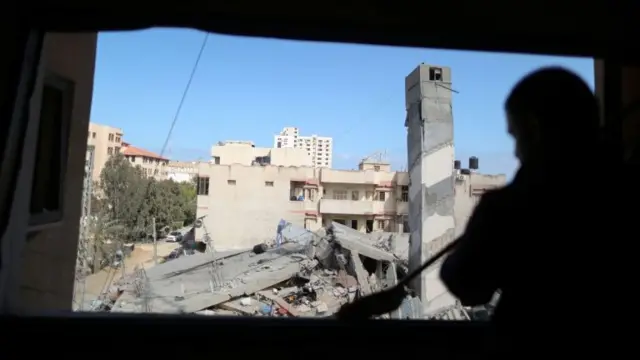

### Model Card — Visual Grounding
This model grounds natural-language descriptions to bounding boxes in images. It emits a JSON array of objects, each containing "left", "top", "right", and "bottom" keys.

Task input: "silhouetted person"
[{"left": 440, "top": 67, "right": 602, "bottom": 338}]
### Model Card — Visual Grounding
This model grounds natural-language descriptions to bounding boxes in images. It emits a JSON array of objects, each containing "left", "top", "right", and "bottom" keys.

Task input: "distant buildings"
[
  {"left": 166, "top": 161, "right": 198, "bottom": 183},
  {"left": 274, "top": 127, "right": 333, "bottom": 168},
  {"left": 86, "top": 122, "right": 124, "bottom": 181},
  {"left": 86, "top": 122, "right": 173, "bottom": 181},
  {"left": 121, "top": 142, "right": 169, "bottom": 180}
]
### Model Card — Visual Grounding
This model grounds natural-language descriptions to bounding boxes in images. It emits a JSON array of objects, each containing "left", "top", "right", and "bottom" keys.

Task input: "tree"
[
  {"left": 94, "top": 153, "right": 198, "bottom": 242},
  {"left": 177, "top": 180, "right": 197, "bottom": 226},
  {"left": 96, "top": 153, "right": 149, "bottom": 240}
]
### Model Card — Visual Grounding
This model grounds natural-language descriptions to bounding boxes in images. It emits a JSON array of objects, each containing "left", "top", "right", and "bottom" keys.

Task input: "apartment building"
[
  {"left": 86, "top": 122, "right": 124, "bottom": 181},
  {"left": 211, "top": 140, "right": 312, "bottom": 167},
  {"left": 121, "top": 142, "right": 169, "bottom": 180},
  {"left": 273, "top": 127, "right": 333, "bottom": 168},
  {"left": 166, "top": 161, "right": 198, "bottom": 183},
  {"left": 195, "top": 158, "right": 506, "bottom": 250}
]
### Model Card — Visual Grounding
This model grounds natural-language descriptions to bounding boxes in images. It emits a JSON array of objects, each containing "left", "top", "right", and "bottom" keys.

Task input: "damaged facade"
[
  {"left": 195, "top": 158, "right": 505, "bottom": 252},
  {"left": 107, "top": 222, "right": 424, "bottom": 318},
  {"left": 89, "top": 63, "right": 506, "bottom": 319},
  {"left": 105, "top": 221, "right": 495, "bottom": 319}
]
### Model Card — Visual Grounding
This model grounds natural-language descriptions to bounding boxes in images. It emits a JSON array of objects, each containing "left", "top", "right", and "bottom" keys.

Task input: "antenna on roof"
[{"left": 362, "top": 150, "right": 389, "bottom": 164}]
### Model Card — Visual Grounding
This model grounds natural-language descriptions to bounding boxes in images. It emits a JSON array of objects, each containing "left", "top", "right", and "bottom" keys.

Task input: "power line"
[
  {"left": 159, "top": 32, "right": 210, "bottom": 161},
  {"left": 132, "top": 32, "right": 210, "bottom": 229},
  {"left": 88, "top": 33, "right": 210, "bottom": 310}
]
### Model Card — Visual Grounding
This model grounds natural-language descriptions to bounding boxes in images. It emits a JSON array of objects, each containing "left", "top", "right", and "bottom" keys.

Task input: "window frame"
[
  {"left": 28, "top": 71, "right": 74, "bottom": 229},
  {"left": 197, "top": 176, "right": 210, "bottom": 195}
]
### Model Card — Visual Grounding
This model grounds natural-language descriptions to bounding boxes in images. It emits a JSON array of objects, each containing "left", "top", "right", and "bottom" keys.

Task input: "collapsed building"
[{"left": 106, "top": 222, "right": 444, "bottom": 318}]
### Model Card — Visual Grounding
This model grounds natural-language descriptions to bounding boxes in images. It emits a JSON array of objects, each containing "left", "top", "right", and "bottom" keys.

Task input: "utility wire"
[
  {"left": 159, "top": 32, "right": 210, "bottom": 161},
  {"left": 92, "top": 33, "right": 210, "bottom": 306},
  {"left": 131, "top": 32, "right": 209, "bottom": 231}
]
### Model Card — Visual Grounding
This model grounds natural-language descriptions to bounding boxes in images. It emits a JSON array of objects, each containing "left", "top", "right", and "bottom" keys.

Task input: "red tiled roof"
[{"left": 121, "top": 143, "right": 168, "bottom": 161}]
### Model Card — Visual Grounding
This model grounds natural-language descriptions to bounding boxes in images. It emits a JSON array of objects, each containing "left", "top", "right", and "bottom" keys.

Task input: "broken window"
[
  {"left": 365, "top": 220, "right": 373, "bottom": 233},
  {"left": 212, "top": 156, "right": 221, "bottom": 165},
  {"left": 429, "top": 67, "right": 443, "bottom": 81},
  {"left": 227, "top": 180, "right": 236, "bottom": 186},
  {"left": 351, "top": 191, "right": 359, "bottom": 201},
  {"left": 401, "top": 186, "right": 409, "bottom": 202},
  {"left": 254, "top": 156, "right": 271, "bottom": 165},
  {"left": 265, "top": 181, "right": 274, "bottom": 187},
  {"left": 290, "top": 181, "right": 305, "bottom": 200},
  {"left": 333, "top": 190, "right": 347, "bottom": 200},
  {"left": 351, "top": 219, "right": 358, "bottom": 230},
  {"left": 403, "top": 219, "right": 410, "bottom": 233},
  {"left": 196, "top": 177, "right": 210, "bottom": 195},
  {"left": 373, "top": 165, "right": 380, "bottom": 171}
]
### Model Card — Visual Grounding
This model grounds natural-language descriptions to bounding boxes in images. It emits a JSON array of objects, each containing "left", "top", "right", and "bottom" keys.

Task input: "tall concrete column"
[{"left": 405, "top": 64, "right": 457, "bottom": 315}]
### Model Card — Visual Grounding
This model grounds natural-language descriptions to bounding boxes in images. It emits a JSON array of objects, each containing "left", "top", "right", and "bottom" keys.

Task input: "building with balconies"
[
  {"left": 319, "top": 160, "right": 410, "bottom": 233},
  {"left": 194, "top": 156, "right": 506, "bottom": 251}
]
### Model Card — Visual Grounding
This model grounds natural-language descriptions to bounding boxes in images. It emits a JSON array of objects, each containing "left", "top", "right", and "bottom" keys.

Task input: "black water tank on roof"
[
  {"left": 454, "top": 160, "right": 461, "bottom": 170},
  {"left": 469, "top": 156, "right": 479, "bottom": 170}
]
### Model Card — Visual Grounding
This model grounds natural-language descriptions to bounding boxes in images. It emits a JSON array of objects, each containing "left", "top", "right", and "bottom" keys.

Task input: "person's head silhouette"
[{"left": 505, "top": 67, "right": 600, "bottom": 164}]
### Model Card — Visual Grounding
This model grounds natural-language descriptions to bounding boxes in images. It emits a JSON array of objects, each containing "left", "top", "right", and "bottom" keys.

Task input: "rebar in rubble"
[
  {"left": 132, "top": 265, "right": 151, "bottom": 312},
  {"left": 202, "top": 228, "right": 224, "bottom": 291}
]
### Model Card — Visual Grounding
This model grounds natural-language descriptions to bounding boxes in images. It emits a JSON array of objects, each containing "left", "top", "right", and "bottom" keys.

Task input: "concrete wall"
[
  {"left": 195, "top": 163, "right": 319, "bottom": 250},
  {"left": 212, "top": 141, "right": 312, "bottom": 167},
  {"left": 405, "top": 63, "right": 456, "bottom": 315},
  {"left": 18, "top": 33, "right": 97, "bottom": 312}
]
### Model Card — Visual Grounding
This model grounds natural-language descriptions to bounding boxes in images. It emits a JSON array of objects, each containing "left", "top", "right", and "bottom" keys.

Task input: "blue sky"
[{"left": 90, "top": 28, "right": 595, "bottom": 178}]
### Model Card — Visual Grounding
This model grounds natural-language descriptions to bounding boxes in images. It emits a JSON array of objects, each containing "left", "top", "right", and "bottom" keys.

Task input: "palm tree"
[{"left": 85, "top": 216, "right": 125, "bottom": 274}]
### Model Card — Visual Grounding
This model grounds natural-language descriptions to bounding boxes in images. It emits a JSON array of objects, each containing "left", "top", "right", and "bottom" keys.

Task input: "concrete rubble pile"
[{"left": 107, "top": 221, "right": 423, "bottom": 319}]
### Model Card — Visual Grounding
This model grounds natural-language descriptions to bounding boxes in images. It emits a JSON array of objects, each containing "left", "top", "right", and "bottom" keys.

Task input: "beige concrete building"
[
  {"left": 86, "top": 122, "right": 123, "bottom": 181},
  {"left": 166, "top": 161, "right": 198, "bottom": 183},
  {"left": 195, "top": 157, "right": 506, "bottom": 251},
  {"left": 274, "top": 127, "right": 333, "bottom": 168},
  {"left": 211, "top": 140, "right": 312, "bottom": 167},
  {"left": 121, "top": 142, "right": 169, "bottom": 180}
]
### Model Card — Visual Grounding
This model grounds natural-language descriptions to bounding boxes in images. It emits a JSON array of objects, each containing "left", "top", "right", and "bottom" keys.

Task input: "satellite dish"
[{"left": 194, "top": 219, "right": 203, "bottom": 228}]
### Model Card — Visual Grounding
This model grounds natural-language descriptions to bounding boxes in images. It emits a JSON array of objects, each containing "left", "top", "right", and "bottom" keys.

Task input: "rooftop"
[{"left": 121, "top": 142, "right": 168, "bottom": 161}]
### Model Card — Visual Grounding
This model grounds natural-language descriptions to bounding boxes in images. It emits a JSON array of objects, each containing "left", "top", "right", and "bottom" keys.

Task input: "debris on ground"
[{"left": 107, "top": 221, "right": 422, "bottom": 319}]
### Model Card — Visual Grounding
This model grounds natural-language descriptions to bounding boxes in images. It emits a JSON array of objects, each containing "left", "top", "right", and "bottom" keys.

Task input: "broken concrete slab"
[
  {"left": 112, "top": 244, "right": 307, "bottom": 314},
  {"left": 329, "top": 222, "right": 397, "bottom": 262},
  {"left": 280, "top": 223, "right": 320, "bottom": 246},
  {"left": 144, "top": 248, "right": 250, "bottom": 280},
  {"left": 348, "top": 251, "right": 372, "bottom": 296}
]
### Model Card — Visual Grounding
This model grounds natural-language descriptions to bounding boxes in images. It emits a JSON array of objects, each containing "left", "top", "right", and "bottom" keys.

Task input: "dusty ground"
[{"left": 73, "top": 241, "right": 179, "bottom": 309}]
